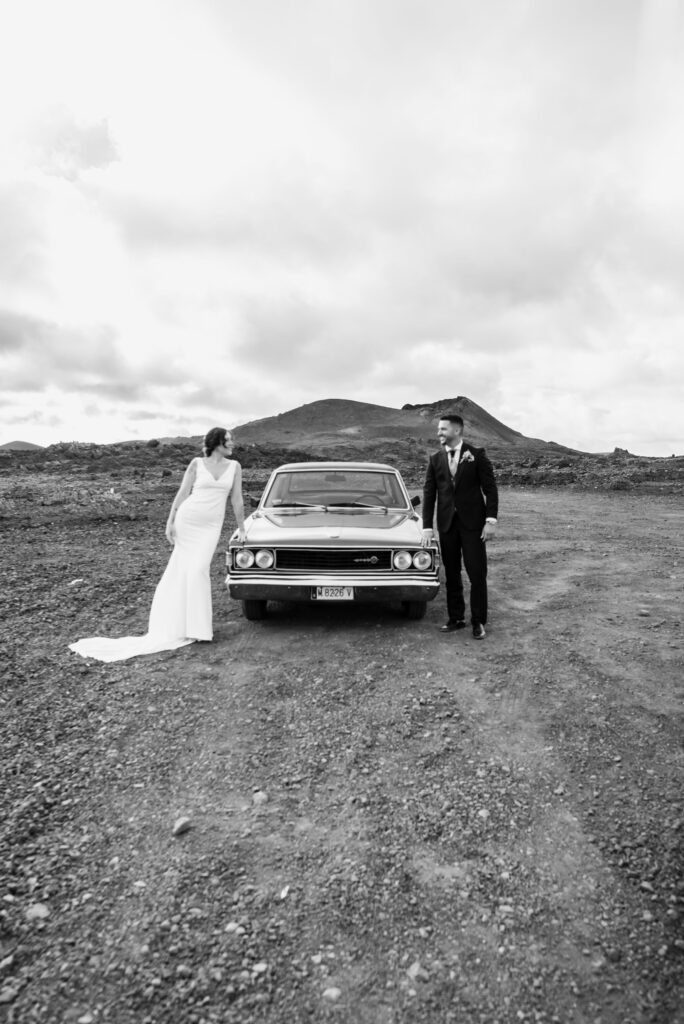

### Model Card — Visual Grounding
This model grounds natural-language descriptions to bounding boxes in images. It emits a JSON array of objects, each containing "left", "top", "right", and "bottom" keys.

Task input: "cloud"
[
  {"left": 5, "top": 409, "right": 63, "bottom": 429},
  {"left": 0, "top": 310, "right": 186, "bottom": 403},
  {"left": 0, "top": 309, "right": 120, "bottom": 375},
  {"left": 24, "top": 107, "right": 118, "bottom": 180},
  {"left": 0, "top": 183, "right": 50, "bottom": 293},
  {"left": 126, "top": 408, "right": 174, "bottom": 422},
  {"left": 0, "top": 309, "right": 38, "bottom": 353}
]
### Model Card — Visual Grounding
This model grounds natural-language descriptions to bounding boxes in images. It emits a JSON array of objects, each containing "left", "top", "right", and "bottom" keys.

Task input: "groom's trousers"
[{"left": 439, "top": 519, "right": 488, "bottom": 626}]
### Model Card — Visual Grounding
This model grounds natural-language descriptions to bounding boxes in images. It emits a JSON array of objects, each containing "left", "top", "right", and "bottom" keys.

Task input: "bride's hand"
[
  {"left": 235, "top": 527, "right": 247, "bottom": 544},
  {"left": 165, "top": 522, "right": 176, "bottom": 545}
]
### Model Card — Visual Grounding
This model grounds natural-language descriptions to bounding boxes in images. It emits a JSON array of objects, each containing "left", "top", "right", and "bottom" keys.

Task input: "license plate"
[{"left": 314, "top": 586, "right": 354, "bottom": 601}]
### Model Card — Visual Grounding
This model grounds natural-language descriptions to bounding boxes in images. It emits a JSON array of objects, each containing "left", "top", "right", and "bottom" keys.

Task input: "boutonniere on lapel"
[{"left": 460, "top": 450, "right": 475, "bottom": 464}]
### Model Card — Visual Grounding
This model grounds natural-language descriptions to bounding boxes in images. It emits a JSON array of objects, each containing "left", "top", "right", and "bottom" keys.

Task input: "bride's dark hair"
[{"left": 202, "top": 427, "right": 229, "bottom": 457}]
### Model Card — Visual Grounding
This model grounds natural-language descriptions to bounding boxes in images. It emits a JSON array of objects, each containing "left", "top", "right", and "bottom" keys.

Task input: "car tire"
[
  {"left": 242, "top": 599, "right": 267, "bottom": 621},
  {"left": 402, "top": 600, "right": 427, "bottom": 620}
]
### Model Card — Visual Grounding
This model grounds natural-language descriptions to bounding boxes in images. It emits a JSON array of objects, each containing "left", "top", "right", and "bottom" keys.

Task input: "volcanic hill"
[
  {"left": 0, "top": 440, "right": 44, "bottom": 451},
  {"left": 233, "top": 396, "right": 570, "bottom": 456}
]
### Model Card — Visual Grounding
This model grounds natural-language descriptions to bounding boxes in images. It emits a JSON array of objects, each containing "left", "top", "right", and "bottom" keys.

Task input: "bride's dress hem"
[{"left": 68, "top": 633, "right": 207, "bottom": 663}]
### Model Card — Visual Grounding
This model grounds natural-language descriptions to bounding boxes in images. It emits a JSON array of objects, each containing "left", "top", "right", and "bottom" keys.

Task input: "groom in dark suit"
[{"left": 421, "top": 414, "right": 498, "bottom": 639}]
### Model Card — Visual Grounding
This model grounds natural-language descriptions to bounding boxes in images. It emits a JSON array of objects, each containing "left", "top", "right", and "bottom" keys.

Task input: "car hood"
[{"left": 239, "top": 510, "right": 424, "bottom": 546}]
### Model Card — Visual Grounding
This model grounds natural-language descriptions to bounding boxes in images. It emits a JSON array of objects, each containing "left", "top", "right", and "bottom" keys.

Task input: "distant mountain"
[
  {"left": 0, "top": 397, "right": 576, "bottom": 460},
  {"left": 1, "top": 404, "right": 679, "bottom": 492},
  {"left": 233, "top": 396, "right": 576, "bottom": 454},
  {"left": 0, "top": 440, "right": 44, "bottom": 451}
]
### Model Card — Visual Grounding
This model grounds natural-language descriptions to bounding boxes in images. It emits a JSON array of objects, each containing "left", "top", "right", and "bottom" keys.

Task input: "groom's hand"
[
  {"left": 421, "top": 528, "right": 434, "bottom": 548},
  {"left": 481, "top": 522, "right": 496, "bottom": 541}
]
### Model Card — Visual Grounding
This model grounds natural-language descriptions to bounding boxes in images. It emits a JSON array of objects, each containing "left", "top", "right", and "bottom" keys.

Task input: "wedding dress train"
[{"left": 69, "top": 459, "right": 237, "bottom": 663}]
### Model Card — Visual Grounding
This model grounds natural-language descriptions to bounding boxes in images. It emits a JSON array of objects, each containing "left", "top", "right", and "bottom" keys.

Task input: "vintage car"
[{"left": 226, "top": 461, "right": 440, "bottom": 620}]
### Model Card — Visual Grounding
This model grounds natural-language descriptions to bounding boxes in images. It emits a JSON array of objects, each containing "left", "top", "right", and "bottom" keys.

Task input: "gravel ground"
[{"left": 1, "top": 471, "right": 683, "bottom": 1024}]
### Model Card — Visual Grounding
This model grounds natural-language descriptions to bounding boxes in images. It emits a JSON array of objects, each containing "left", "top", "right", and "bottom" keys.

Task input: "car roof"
[{"left": 272, "top": 462, "right": 398, "bottom": 472}]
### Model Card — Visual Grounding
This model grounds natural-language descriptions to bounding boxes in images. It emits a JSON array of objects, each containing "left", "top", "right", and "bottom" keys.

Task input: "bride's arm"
[
  {"left": 230, "top": 463, "right": 246, "bottom": 541},
  {"left": 165, "top": 459, "right": 198, "bottom": 543}
]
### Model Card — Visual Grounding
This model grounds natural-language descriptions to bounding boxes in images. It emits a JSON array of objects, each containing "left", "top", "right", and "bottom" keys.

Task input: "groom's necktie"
[{"left": 448, "top": 449, "right": 458, "bottom": 476}]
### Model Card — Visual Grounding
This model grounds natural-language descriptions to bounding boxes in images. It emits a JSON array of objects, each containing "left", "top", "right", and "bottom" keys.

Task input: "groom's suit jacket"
[{"left": 422, "top": 442, "right": 498, "bottom": 533}]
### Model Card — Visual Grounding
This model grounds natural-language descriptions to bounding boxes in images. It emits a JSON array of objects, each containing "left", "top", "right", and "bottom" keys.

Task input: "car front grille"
[{"left": 275, "top": 549, "right": 393, "bottom": 572}]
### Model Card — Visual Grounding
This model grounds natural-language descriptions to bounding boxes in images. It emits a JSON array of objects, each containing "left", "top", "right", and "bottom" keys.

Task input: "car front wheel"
[
  {"left": 402, "top": 600, "right": 427, "bottom": 620},
  {"left": 242, "top": 599, "right": 267, "bottom": 621}
]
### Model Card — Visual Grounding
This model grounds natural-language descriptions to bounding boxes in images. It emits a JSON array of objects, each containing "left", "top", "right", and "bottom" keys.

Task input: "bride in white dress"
[{"left": 69, "top": 428, "right": 246, "bottom": 663}]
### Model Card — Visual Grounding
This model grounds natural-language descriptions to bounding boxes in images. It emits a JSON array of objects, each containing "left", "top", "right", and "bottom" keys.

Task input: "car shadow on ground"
[{"left": 239, "top": 600, "right": 429, "bottom": 631}]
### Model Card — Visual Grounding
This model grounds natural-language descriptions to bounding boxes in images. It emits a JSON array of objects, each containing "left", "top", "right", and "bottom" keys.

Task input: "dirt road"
[{"left": 1, "top": 481, "right": 682, "bottom": 1023}]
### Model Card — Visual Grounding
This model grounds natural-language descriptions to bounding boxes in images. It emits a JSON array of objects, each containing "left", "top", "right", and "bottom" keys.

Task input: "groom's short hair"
[{"left": 440, "top": 413, "right": 464, "bottom": 427}]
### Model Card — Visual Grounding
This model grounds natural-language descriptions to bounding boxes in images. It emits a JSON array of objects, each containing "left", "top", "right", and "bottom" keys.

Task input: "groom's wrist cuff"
[{"left": 485, "top": 517, "right": 497, "bottom": 524}]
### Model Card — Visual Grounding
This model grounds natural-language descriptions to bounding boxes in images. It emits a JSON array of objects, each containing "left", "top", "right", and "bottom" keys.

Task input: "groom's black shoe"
[
  {"left": 440, "top": 619, "right": 466, "bottom": 632},
  {"left": 472, "top": 623, "right": 486, "bottom": 640}
]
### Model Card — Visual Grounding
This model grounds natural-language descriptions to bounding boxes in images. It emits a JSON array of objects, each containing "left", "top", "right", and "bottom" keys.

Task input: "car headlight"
[
  {"left": 255, "top": 549, "right": 275, "bottom": 569},
  {"left": 235, "top": 549, "right": 255, "bottom": 569},
  {"left": 412, "top": 550, "right": 433, "bottom": 570},
  {"left": 393, "top": 550, "right": 413, "bottom": 570}
]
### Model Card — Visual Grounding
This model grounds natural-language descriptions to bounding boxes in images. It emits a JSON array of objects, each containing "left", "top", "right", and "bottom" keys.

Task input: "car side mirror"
[{"left": 411, "top": 495, "right": 421, "bottom": 507}]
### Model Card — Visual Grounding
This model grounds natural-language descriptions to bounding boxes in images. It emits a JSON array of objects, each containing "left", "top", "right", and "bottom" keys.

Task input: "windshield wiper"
[
  {"left": 264, "top": 503, "right": 328, "bottom": 514},
  {"left": 327, "top": 503, "right": 389, "bottom": 513},
  {"left": 269, "top": 502, "right": 327, "bottom": 509},
  {"left": 328, "top": 501, "right": 377, "bottom": 508}
]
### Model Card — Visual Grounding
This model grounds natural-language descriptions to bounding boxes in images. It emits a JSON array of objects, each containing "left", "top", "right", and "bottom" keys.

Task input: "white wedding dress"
[{"left": 69, "top": 459, "right": 237, "bottom": 662}]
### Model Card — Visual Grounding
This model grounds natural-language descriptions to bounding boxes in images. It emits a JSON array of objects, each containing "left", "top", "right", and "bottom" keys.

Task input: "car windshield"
[{"left": 262, "top": 469, "right": 410, "bottom": 511}]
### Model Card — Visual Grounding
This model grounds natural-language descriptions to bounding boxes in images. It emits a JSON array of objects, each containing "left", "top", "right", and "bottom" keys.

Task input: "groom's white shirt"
[{"left": 446, "top": 441, "right": 463, "bottom": 470}]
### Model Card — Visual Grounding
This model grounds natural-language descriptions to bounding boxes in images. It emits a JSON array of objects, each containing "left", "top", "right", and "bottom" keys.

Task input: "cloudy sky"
[{"left": 1, "top": 0, "right": 683, "bottom": 455}]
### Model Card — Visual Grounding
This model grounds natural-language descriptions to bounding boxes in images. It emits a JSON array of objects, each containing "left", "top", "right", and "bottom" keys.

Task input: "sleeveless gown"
[{"left": 69, "top": 459, "right": 237, "bottom": 662}]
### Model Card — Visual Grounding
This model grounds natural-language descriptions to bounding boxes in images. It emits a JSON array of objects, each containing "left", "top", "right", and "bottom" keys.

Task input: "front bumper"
[{"left": 225, "top": 573, "right": 439, "bottom": 604}]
